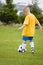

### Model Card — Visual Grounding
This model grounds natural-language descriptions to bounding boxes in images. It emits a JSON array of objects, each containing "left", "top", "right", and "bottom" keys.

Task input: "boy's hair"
[{"left": 23, "top": 6, "right": 30, "bottom": 13}]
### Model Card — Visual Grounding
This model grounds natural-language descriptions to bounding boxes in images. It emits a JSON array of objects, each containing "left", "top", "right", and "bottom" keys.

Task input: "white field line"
[{"left": 0, "top": 40, "right": 21, "bottom": 42}]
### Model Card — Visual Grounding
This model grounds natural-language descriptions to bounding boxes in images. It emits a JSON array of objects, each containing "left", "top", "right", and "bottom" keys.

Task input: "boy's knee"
[
  {"left": 29, "top": 40, "right": 33, "bottom": 42},
  {"left": 23, "top": 40, "right": 26, "bottom": 43}
]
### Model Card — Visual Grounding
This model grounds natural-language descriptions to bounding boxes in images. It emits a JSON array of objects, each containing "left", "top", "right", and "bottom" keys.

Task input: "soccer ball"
[
  {"left": 18, "top": 45, "right": 27, "bottom": 52},
  {"left": 18, "top": 45, "right": 22, "bottom": 52}
]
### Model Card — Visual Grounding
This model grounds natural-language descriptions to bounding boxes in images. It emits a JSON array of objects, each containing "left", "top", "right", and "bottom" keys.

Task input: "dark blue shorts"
[{"left": 22, "top": 36, "right": 33, "bottom": 41}]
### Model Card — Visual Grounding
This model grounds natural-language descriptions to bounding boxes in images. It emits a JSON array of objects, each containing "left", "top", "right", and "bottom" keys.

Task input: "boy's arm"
[
  {"left": 18, "top": 24, "right": 26, "bottom": 30},
  {"left": 38, "top": 23, "right": 42, "bottom": 31},
  {"left": 35, "top": 17, "right": 42, "bottom": 31},
  {"left": 18, "top": 15, "right": 29, "bottom": 30}
]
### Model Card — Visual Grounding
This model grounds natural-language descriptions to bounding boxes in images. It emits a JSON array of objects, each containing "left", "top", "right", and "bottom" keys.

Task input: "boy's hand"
[
  {"left": 18, "top": 24, "right": 26, "bottom": 30},
  {"left": 18, "top": 27, "right": 22, "bottom": 30},
  {"left": 38, "top": 23, "right": 42, "bottom": 32},
  {"left": 40, "top": 27, "right": 42, "bottom": 32}
]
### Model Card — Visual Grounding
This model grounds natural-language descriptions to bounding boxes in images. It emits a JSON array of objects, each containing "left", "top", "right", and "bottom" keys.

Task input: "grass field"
[{"left": 0, "top": 25, "right": 43, "bottom": 65}]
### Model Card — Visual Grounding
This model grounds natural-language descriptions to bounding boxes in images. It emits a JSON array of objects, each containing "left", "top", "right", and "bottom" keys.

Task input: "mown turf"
[{"left": 0, "top": 25, "right": 43, "bottom": 65}]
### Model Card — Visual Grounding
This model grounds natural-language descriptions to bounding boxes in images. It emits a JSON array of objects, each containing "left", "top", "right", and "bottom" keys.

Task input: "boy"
[{"left": 18, "top": 7, "right": 42, "bottom": 53}]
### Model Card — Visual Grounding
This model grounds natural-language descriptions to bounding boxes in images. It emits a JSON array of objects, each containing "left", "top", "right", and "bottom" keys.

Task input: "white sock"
[
  {"left": 30, "top": 42, "right": 34, "bottom": 48},
  {"left": 22, "top": 42, "right": 26, "bottom": 50}
]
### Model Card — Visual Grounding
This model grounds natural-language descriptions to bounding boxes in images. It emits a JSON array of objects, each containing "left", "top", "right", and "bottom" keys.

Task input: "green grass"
[{"left": 0, "top": 25, "right": 43, "bottom": 65}]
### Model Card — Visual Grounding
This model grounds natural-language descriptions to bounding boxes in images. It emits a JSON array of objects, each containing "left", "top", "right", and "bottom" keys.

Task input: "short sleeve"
[
  {"left": 23, "top": 16, "right": 29, "bottom": 25},
  {"left": 35, "top": 17, "right": 39, "bottom": 25}
]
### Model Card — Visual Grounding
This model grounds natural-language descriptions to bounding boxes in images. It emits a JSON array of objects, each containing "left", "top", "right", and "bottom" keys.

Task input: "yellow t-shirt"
[{"left": 22, "top": 13, "right": 39, "bottom": 37}]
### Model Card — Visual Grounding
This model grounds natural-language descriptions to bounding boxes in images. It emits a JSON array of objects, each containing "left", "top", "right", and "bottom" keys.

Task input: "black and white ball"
[{"left": 18, "top": 45, "right": 22, "bottom": 52}]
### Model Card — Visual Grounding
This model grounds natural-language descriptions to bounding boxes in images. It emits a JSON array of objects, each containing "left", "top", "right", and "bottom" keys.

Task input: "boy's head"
[{"left": 23, "top": 7, "right": 30, "bottom": 15}]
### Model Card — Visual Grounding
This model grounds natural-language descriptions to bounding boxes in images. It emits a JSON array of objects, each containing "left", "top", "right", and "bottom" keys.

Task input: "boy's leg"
[
  {"left": 29, "top": 40, "right": 34, "bottom": 53},
  {"left": 22, "top": 40, "right": 26, "bottom": 52}
]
